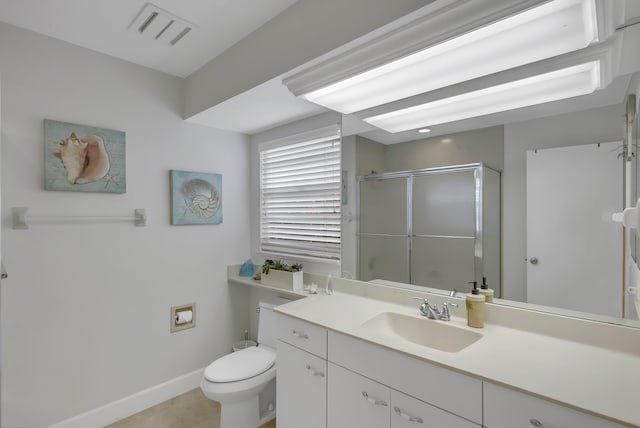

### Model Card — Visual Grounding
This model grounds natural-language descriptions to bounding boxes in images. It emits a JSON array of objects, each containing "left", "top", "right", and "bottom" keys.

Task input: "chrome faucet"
[{"left": 415, "top": 298, "right": 459, "bottom": 321}]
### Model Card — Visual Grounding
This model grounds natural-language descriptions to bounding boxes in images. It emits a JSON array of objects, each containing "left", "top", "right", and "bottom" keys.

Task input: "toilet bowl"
[{"left": 200, "top": 297, "right": 290, "bottom": 428}]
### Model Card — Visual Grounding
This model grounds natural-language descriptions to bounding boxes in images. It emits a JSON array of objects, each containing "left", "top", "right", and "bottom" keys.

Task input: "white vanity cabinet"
[
  {"left": 275, "top": 313, "right": 327, "bottom": 428},
  {"left": 328, "top": 331, "right": 482, "bottom": 426},
  {"left": 483, "top": 382, "right": 627, "bottom": 428},
  {"left": 328, "top": 362, "right": 478, "bottom": 428},
  {"left": 328, "top": 362, "right": 389, "bottom": 428}
]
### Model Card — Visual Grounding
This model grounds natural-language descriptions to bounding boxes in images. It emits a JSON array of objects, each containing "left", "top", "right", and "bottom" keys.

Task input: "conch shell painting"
[
  {"left": 55, "top": 132, "right": 110, "bottom": 184},
  {"left": 44, "top": 119, "right": 126, "bottom": 193},
  {"left": 170, "top": 170, "right": 223, "bottom": 225}
]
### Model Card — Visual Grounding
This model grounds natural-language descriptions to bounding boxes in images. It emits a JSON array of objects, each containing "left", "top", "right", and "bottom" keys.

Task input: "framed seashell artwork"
[
  {"left": 170, "top": 170, "right": 223, "bottom": 225},
  {"left": 44, "top": 119, "right": 126, "bottom": 193}
]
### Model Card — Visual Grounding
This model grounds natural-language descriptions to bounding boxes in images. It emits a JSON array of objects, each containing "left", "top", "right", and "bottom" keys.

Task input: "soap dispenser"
[
  {"left": 466, "top": 281, "right": 485, "bottom": 328},
  {"left": 479, "top": 276, "right": 494, "bottom": 303}
]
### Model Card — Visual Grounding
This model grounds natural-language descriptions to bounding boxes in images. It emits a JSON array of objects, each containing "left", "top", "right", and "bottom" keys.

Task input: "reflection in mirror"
[
  {"left": 357, "top": 163, "right": 500, "bottom": 297},
  {"left": 341, "top": 94, "right": 640, "bottom": 327}
]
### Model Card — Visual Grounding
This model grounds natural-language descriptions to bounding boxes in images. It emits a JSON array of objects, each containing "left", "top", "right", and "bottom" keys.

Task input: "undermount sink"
[{"left": 361, "top": 311, "right": 483, "bottom": 353}]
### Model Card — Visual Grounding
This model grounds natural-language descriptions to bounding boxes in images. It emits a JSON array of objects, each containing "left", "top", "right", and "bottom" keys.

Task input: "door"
[
  {"left": 526, "top": 142, "right": 623, "bottom": 316},
  {"left": 328, "top": 362, "right": 389, "bottom": 428},
  {"left": 358, "top": 177, "right": 410, "bottom": 283},
  {"left": 411, "top": 171, "right": 477, "bottom": 292},
  {"left": 276, "top": 341, "right": 326, "bottom": 428}
]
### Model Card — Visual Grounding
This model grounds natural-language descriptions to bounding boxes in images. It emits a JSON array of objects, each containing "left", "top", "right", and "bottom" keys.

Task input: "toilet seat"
[{"left": 204, "top": 346, "right": 275, "bottom": 383}]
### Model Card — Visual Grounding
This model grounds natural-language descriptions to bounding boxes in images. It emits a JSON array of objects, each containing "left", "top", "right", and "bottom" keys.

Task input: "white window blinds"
[{"left": 260, "top": 125, "right": 341, "bottom": 261}]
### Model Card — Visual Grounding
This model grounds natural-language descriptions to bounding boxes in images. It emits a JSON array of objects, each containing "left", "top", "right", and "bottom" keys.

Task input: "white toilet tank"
[{"left": 257, "top": 297, "right": 291, "bottom": 348}]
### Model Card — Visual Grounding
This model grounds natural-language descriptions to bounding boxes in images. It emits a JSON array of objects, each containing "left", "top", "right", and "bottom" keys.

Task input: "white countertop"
[{"left": 273, "top": 291, "right": 640, "bottom": 427}]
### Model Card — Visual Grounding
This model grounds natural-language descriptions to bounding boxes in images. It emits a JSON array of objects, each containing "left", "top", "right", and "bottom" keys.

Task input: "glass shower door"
[
  {"left": 411, "top": 171, "right": 477, "bottom": 292},
  {"left": 358, "top": 177, "right": 409, "bottom": 283}
]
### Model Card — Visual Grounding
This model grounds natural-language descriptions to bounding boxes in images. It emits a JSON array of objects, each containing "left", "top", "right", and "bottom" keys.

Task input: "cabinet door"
[
  {"left": 276, "top": 340, "right": 326, "bottom": 428},
  {"left": 484, "top": 382, "right": 626, "bottom": 428},
  {"left": 391, "top": 390, "right": 478, "bottom": 428},
  {"left": 329, "top": 331, "right": 482, "bottom": 424},
  {"left": 328, "top": 362, "right": 389, "bottom": 428}
]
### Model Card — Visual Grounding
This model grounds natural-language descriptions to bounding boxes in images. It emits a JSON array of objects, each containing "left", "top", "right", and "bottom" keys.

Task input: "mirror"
[{"left": 341, "top": 85, "right": 640, "bottom": 328}]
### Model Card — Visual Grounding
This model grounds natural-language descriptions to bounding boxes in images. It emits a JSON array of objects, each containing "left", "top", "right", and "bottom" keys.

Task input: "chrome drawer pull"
[
  {"left": 361, "top": 391, "right": 388, "bottom": 407},
  {"left": 529, "top": 419, "right": 543, "bottom": 427},
  {"left": 291, "top": 330, "right": 309, "bottom": 339},
  {"left": 393, "top": 406, "right": 424, "bottom": 423},
  {"left": 305, "top": 365, "right": 325, "bottom": 377}
]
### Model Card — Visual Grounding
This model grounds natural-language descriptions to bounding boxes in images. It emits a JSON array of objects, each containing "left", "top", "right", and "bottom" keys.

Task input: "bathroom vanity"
[
  {"left": 272, "top": 290, "right": 638, "bottom": 428},
  {"left": 228, "top": 268, "right": 639, "bottom": 427}
]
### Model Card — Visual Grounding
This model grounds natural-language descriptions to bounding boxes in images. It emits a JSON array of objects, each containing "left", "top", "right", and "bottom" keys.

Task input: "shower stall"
[{"left": 357, "top": 163, "right": 501, "bottom": 295}]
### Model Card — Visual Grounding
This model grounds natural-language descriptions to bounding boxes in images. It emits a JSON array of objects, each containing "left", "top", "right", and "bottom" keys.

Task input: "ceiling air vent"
[{"left": 128, "top": 3, "right": 194, "bottom": 46}]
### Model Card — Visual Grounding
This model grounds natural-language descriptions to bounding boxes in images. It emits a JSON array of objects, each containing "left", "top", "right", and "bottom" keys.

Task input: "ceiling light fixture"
[
  {"left": 363, "top": 61, "right": 601, "bottom": 133},
  {"left": 284, "top": 0, "right": 608, "bottom": 114},
  {"left": 418, "top": 128, "right": 431, "bottom": 133}
]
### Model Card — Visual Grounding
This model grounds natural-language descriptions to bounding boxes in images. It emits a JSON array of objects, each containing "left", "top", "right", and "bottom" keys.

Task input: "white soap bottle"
[
  {"left": 479, "top": 276, "right": 494, "bottom": 303},
  {"left": 466, "top": 281, "right": 485, "bottom": 328}
]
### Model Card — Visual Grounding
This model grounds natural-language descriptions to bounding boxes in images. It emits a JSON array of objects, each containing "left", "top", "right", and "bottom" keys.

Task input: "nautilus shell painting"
[
  {"left": 44, "top": 119, "right": 126, "bottom": 193},
  {"left": 170, "top": 170, "right": 223, "bottom": 225}
]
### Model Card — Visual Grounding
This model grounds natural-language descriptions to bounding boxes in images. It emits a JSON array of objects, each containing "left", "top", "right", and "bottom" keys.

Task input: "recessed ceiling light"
[{"left": 418, "top": 128, "right": 431, "bottom": 133}]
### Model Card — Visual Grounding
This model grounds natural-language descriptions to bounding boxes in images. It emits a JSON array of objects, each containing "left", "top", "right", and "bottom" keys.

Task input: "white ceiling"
[
  {"left": 0, "top": 0, "right": 638, "bottom": 143},
  {"left": 0, "top": 0, "right": 298, "bottom": 78}
]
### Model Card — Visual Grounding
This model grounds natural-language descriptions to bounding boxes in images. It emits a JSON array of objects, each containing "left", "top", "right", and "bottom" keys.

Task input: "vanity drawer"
[
  {"left": 276, "top": 313, "right": 327, "bottom": 359},
  {"left": 391, "top": 389, "right": 479, "bottom": 428},
  {"left": 483, "top": 382, "right": 627, "bottom": 428},
  {"left": 328, "top": 331, "right": 482, "bottom": 424}
]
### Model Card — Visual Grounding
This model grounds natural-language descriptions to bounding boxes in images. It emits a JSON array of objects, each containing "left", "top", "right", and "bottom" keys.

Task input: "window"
[{"left": 260, "top": 125, "right": 341, "bottom": 261}]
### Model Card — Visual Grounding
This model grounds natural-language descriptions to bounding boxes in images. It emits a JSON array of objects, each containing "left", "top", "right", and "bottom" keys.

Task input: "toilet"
[{"left": 200, "top": 297, "right": 289, "bottom": 428}]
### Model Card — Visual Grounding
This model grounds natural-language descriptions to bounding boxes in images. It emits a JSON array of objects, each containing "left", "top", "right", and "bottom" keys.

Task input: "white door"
[
  {"left": 276, "top": 341, "right": 326, "bottom": 428},
  {"left": 526, "top": 142, "right": 623, "bottom": 317},
  {"left": 327, "top": 362, "right": 389, "bottom": 428}
]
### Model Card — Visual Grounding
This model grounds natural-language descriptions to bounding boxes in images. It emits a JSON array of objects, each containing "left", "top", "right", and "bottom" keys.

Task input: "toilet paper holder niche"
[{"left": 171, "top": 303, "right": 195, "bottom": 333}]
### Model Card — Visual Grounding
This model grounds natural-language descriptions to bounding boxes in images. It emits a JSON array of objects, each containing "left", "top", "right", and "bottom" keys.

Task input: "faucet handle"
[
  {"left": 440, "top": 301, "right": 459, "bottom": 321},
  {"left": 413, "top": 297, "right": 436, "bottom": 318}
]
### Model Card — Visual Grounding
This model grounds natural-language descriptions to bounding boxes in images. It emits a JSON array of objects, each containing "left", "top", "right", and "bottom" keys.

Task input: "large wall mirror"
[{"left": 341, "top": 78, "right": 640, "bottom": 328}]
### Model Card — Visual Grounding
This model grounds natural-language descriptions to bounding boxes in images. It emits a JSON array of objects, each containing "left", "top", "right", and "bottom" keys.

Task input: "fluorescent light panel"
[
  {"left": 302, "top": 0, "right": 598, "bottom": 114},
  {"left": 363, "top": 61, "right": 601, "bottom": 133}
]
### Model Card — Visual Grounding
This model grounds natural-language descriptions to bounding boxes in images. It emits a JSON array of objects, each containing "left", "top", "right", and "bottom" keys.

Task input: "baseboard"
[{"left": 49, "top": 367, "right": 205, "bottom": 428}]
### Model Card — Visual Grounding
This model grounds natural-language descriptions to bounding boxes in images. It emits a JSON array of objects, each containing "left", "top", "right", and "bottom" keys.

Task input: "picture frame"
[
  {"left": 170, "top": 170, "right": 223, "bottom": 225},
  {"left": 44, "top": 119, "right": 126, "bottom": 193}
]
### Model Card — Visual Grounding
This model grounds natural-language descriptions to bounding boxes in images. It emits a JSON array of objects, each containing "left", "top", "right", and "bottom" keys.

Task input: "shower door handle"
[{"left": 529, "top": 257, "right": 539, "bottom": 265}]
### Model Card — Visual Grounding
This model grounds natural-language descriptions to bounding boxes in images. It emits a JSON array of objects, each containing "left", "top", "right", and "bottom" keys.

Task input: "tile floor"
[{"left": 105, "top": 388, "right": 276, "bottom": 428}]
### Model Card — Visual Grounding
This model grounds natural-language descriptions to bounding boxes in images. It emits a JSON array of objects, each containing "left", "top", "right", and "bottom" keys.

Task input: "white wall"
[
  {"left": 503, "top": 104, "right": 624, "bottom": 302},
  {"left": 382, "top": 126, "right": 504, "bottom": 173},
  {"left": 0, "top": 23, "right": 252, "bottom": 427}
]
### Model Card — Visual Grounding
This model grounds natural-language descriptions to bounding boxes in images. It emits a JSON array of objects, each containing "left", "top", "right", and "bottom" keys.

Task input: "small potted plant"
[{"left": 260, "top": 259, "right": 304, "bottom": 290}]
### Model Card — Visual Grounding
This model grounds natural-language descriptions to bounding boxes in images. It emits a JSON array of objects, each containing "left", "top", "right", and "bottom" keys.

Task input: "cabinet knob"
[
  {"left": 305, "top": 365, "right": 325, "bottom": 377},
  {"left": 291, "top": 330, "right": 309, "bottom": 339},
  {"left": 529, "top": 419, "right": 543, "bottom": 427},
  {"left": 361, "top": 391, "right": 387, "bottom": 407}
]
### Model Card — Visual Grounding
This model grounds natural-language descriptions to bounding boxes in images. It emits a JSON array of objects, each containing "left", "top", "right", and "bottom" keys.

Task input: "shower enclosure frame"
[{"left": 356, "top": 162, "right": 501, "bottom": 295}]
